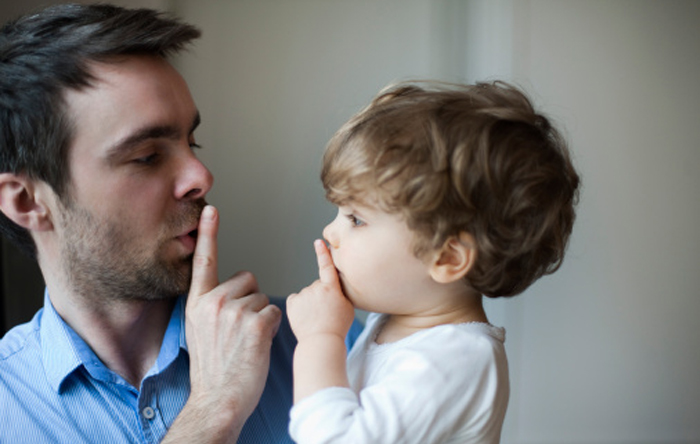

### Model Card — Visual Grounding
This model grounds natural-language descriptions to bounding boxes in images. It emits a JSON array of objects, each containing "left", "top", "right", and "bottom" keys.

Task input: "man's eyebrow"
[
  {"left": 106, "top": 111, "right": 201, "bottom": 159},
  {"left": 190, "top": 111, "right": 201, "bottom": 134}
]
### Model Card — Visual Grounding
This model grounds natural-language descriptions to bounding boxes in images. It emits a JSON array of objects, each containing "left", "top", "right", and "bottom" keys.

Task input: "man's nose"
[{"left": 176, "top": 152, "right": 214, "bottom": 200}]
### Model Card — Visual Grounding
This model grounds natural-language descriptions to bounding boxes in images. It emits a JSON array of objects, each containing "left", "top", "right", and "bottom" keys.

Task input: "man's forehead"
[
  {"left": 66, "top": 54, "right": 175, "bottom": 94},
  {"left": 61, "top": 55, "right": 197, "bottom": 156}
]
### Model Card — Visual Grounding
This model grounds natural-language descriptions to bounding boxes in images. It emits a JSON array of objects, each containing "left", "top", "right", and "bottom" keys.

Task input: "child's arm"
[{"left": 286, "top": 239, "right": 355, "bottom": 403}]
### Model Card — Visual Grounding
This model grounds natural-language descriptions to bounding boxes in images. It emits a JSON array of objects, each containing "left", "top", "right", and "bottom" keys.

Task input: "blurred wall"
[
  {"left": 426, "top": 0, "right": 700, "bottom": 441},
  {"left": 172, "top": 1, "right": 700, "bottom": 443},
  {"left": 492, "top": 1, "right": 700, "bottom": 442}
]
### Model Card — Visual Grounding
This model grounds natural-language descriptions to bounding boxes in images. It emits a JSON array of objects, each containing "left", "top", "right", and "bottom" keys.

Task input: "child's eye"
[{"left": 346, "top": 214, "right": 365, "bottom": 227}]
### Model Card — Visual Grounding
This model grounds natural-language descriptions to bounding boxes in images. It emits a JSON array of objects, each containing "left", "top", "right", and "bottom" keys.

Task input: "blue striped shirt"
[{"left": 0, "top": 291, "right": 301, "bottom": 443}]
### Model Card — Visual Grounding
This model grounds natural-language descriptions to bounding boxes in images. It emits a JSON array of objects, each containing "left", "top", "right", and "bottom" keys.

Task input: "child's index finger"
[
  {"left": 189, "top": 205, "right": 219, "bottom": 297},
  {"left": 314, "top": 239, "right": 339, "bottom": 285}
]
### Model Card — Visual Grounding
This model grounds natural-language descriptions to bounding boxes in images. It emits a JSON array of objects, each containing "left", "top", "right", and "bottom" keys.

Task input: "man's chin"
[
  {"left": 144, "top": 257, "right": 193, "bottom": 298},
  {"left": 173, "top": 259, "right": 194, "bottom": 294}
]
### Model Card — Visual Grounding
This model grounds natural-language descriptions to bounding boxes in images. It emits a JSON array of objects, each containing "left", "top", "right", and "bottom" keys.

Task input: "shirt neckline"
[{"left": 40, "top": 290, "right": 188, "bottom": 393}]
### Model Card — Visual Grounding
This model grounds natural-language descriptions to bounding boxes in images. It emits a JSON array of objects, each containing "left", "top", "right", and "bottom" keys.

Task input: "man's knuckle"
[
  {"left": 193, "top": 254, "right": 214, "bottom": 269},
  {"left": 234, "top": 270, "right": 257, "bottom": 285},
  {"left": 234, "top": 270, "right": 252, "bottom": 279},
  {"left": 249, "top": 316, "right": 272, "bottom": 336}
]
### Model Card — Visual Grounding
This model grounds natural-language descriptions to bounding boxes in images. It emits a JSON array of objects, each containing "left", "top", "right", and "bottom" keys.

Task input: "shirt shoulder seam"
[{"left": 0, "top": 325, "right": 37, "bottom": 362}]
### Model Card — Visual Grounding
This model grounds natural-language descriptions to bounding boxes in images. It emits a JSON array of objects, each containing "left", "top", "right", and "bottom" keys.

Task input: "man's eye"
[
  {"left": 189, "top": 142, "right": 202, "bottom": 150},
  {"left": 133, "top": 153, "right": 159, "bottom": 165}
]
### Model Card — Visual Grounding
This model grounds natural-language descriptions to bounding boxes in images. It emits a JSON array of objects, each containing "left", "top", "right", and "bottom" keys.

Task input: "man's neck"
[{"left": 46, "top": 278, "right": 176, "bottom": 388}]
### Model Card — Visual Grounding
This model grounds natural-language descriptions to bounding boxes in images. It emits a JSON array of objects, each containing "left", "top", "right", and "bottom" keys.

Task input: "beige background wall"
[
  {"left": 2, "top": 1, "right": 699, "bottom": 443},
  {"left": 487, "top": 1, "right": 700, "bottom": 442}
]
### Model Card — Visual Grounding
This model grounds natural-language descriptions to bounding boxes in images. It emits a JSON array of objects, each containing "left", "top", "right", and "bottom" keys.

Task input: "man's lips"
[{"left": 176, "top": 225, "right": 199, "bottom": 253}]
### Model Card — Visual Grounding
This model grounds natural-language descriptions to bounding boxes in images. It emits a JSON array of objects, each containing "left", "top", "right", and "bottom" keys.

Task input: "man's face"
[{"left": 57, "top": 55, "right": 213, "bottom": 301}]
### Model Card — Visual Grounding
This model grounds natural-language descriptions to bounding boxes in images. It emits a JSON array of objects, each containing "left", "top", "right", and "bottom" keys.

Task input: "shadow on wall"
[{"left": 0, "top": 239, "right": 44, "bottom": 335}]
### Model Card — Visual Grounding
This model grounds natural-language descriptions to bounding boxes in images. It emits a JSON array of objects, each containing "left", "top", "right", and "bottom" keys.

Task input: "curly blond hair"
[{"left": 321, "top": 81, "right": 580, "bottom": 297}]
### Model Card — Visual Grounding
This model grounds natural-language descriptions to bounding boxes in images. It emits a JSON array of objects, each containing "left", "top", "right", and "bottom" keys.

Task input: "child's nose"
[{"left": 323, "top": 221, "right": 339, "bottom": 249}]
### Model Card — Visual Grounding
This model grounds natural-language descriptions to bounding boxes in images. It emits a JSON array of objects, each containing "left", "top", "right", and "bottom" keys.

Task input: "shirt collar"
[
  {"left": 152, "top": 295, "right": 188, "bottom": 375},
  {"left": 41, "top": 291, "right": 189, "bottom": 393},
  {"left": 40, "top": 290, "right": 83, "bottom": 393}
]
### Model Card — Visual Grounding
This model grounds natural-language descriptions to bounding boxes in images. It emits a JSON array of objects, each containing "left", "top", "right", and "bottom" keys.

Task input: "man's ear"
[
  {"left": 429, "top": 232, "right": 477, "bottom": 284},
  {"left": 0, "top": 173, "right": 54, "bottom": 231}
]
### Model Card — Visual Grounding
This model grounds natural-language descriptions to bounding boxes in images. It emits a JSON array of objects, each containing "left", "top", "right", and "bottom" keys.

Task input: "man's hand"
[{"left": 164, "top": 205, "right": 282, "bottom": 443}]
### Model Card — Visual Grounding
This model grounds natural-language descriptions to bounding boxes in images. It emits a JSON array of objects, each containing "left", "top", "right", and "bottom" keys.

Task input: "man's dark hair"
[{"left": 0, "top": 3, "right": 201, "bottom": 258}]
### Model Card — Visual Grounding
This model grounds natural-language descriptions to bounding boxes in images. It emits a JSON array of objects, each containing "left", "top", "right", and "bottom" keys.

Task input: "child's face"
[{"left": 322, "top": 202, "right": 438, "bottom": 315}]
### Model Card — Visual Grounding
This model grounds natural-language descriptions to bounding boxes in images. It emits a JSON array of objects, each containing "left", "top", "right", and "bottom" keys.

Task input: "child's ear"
[
  {"left": 429, "top": 232, "right": 477, "bottom": 284},
  {"left": 0, "top": 173, "right": 54, "bottom": 232}
]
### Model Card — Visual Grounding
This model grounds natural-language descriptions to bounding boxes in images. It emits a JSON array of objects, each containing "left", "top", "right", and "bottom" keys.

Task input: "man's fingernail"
[{"left": 202, "top": 205, "right": 216, "bottom": 220}]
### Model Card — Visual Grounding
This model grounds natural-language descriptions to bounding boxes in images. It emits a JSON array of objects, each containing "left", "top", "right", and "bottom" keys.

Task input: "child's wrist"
[
  {"left": 295, "top": 330, "right": 348, "bottom": 345},
  {"left": 293, "top": 334, "right": 350, "bottom": 403}
]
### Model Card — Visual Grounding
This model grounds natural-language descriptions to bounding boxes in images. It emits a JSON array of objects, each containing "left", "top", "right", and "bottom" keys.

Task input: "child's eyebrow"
[{"left": 346, "top": 205, "right": 373, "bottom": 220}]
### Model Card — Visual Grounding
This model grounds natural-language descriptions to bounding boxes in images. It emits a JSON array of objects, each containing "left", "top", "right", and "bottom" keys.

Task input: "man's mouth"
[
  {"left": 178, "top": 224, "right": 199, "bottom": 239},
  {"left": 176, "top": 227, "right": 199, "bottom": 253}
]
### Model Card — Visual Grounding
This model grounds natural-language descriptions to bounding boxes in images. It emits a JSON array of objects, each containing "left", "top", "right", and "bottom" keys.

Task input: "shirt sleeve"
[
  {"left": 345, "top": 317, "right": 365, "bottom": 353},
  {"left": 288, "top": 325, "right": 507, "bottom": 444}
]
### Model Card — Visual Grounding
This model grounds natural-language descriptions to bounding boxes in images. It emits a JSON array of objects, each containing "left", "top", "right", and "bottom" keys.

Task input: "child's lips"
[
  {"left": 336, "top": 272, "right": 350, "bottom": 298},
  {"left": 334, "top": 267, "right": 346, "bottom": 282}
]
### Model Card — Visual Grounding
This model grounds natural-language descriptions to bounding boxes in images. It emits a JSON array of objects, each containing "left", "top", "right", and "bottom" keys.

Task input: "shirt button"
[{"left": 142, "top": 406, "right": 155, "bottom": 420}]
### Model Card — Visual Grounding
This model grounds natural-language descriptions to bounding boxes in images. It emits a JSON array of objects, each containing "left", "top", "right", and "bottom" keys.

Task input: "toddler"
[{"left": 286, "top": 81, "right": 580, "bottom": 443}]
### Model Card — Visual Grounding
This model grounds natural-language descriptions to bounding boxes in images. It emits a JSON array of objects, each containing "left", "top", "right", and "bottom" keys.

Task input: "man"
[{"left": 0, "top": 4, "right": 299, "bottom": 443}]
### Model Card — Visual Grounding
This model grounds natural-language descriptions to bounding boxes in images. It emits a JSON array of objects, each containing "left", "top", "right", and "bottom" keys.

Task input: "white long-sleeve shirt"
[{"left": 289, "top": 313, "right": 509, "bottom": 444}]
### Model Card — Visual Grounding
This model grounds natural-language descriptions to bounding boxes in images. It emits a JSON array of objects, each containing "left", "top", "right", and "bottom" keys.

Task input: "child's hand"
[{"left": 287, "top": 239, "right": 355, "bottom": 342}]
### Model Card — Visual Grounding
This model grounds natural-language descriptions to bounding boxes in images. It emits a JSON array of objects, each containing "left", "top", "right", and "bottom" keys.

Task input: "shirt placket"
[{"left": 138, "top": 377, "right": 167, "bottom": 444}]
